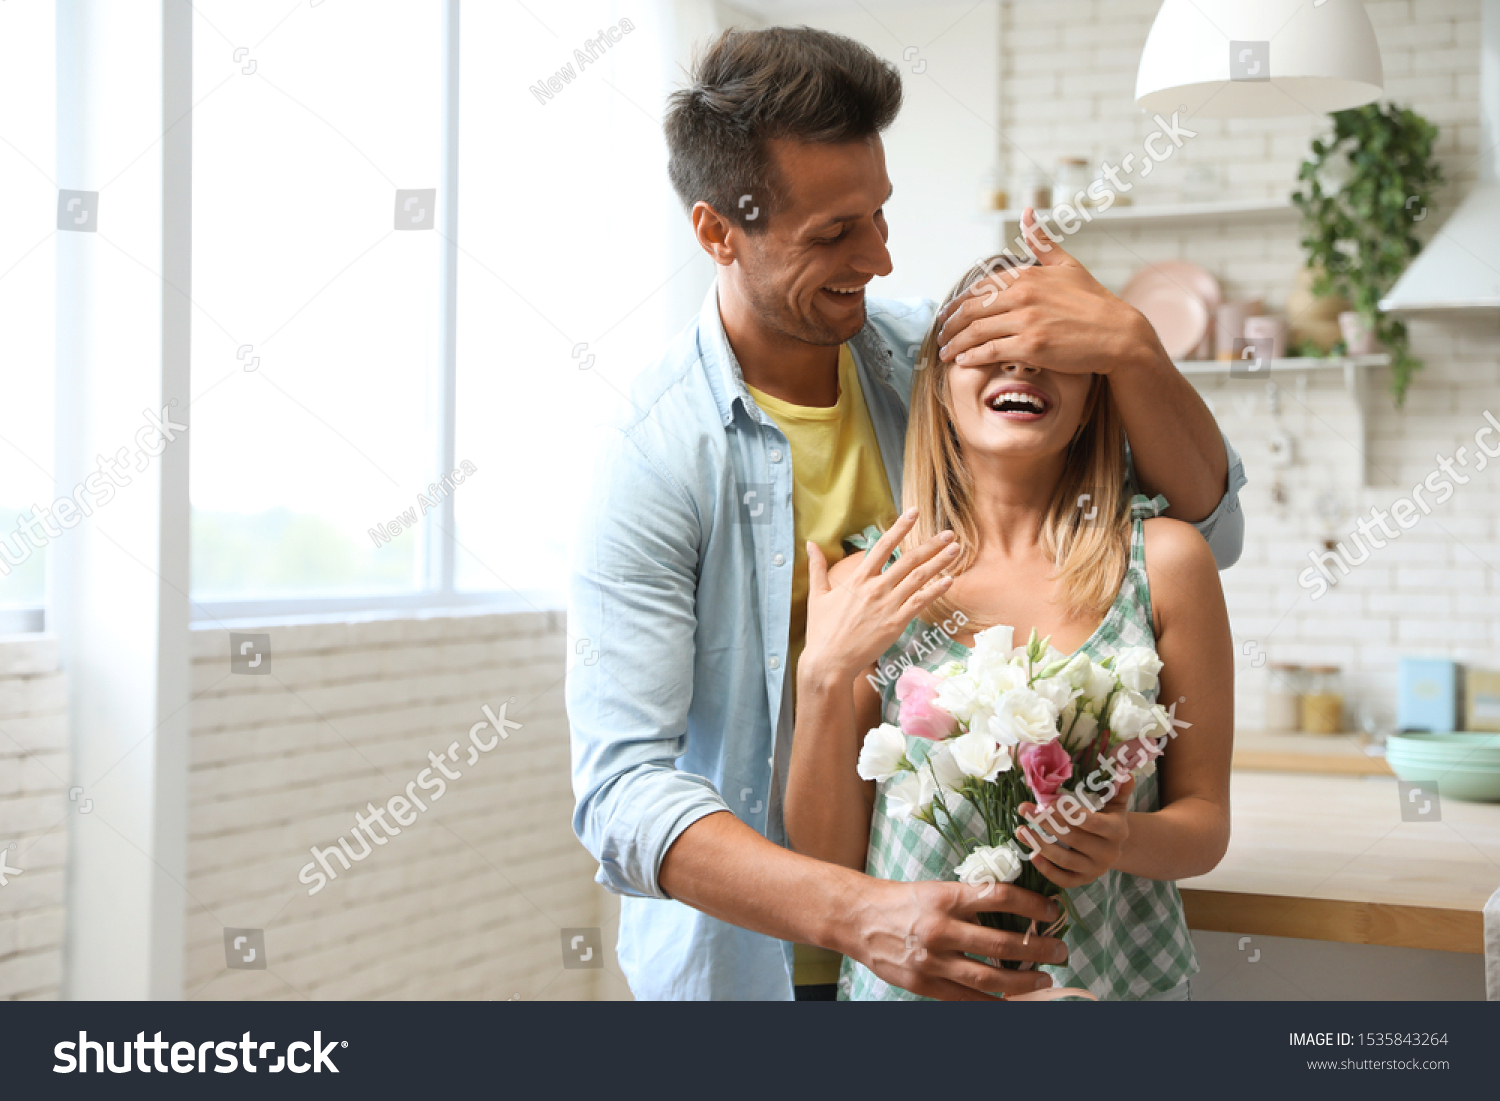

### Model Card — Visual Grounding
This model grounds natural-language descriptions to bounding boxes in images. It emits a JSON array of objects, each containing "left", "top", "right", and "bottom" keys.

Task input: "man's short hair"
[{"left": 664, "top": 26, "right": 902, "bottom": 234}]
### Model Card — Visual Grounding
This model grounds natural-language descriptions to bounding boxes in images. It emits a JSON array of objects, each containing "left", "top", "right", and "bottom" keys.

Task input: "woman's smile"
[{"left": 982, "top": 379, "right": 1053, "bottom": 422}]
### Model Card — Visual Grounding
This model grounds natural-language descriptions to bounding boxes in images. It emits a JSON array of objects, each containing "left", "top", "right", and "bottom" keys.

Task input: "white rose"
[
  {"left": 1109, "top": 690, "right": 1167, "bottom": 741},
  {"left": 1061, "top": 706, "right": 1099, "bottom": 753},
  {"left": 927, "top": 740, "right": 967, "bottom": 787},
  {"left": 1114, "top": 647, "right": 1163, "bottom": 693},
  {"left": 948, "top": 728, "right": 1013, "bottom": 782},
  {"left": 954, "top": 842, "right": 1024, "bottom": 887},
  {"left": 934, "top": 672, "right": 986, "bottom": 724},
  {"left": 1082, "top": 661, "right": 1118, "bottom": 710},
  {"left": 857, "top": 722, "right": 909, "bottom": 782},
  {"left": 913, "top": 744, "right": 967, "bottom": 813},
  {"left": 1030, "top": 673, "right": 1080, "bottom": 713},
  {"left": 971, "top": 624, "right": 1014, "bottom": 658},
  {"left": 885, "top": 772, "right": 928, "bottom": 821},
  {"left": 993, "top": 688, "right": 1062, "bottom": 744},
  {"left": 934, "top": 660, "right": 967, "bottom": 679},
  {"left": 968, "top": 647, "right": 1027, "bottom": 696},
  {"left": 1056, "top": 651, "right": 1094, "bottom": 691}
]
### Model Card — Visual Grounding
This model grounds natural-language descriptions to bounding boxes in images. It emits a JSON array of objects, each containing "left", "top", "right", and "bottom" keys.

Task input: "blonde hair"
[{"left": 903, "top": 254, "right": 1131, "bottom": 627}]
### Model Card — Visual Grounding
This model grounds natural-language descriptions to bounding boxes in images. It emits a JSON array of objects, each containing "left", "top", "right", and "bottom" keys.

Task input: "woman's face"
[{"left": 944, "top": 360, "right": 1094, "bottom": 462}]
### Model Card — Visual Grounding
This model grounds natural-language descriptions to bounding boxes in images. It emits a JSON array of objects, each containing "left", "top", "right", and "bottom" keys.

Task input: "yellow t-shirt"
[{"left": 745, "top": 343, "right": 898, "bottom": 988}]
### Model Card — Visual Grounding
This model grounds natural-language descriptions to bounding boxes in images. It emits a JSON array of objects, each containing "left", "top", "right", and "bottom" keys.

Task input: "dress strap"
[
  {"left": 1128, "top": 492, "right": 1169, "bottom": 521},
  {"left": 842, "top": 523, "right": 901, "bottom": 569}
]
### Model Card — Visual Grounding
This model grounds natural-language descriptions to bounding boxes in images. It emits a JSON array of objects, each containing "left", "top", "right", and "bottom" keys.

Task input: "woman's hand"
[
  {"left": 1016, "top": 777, "right": 1134, "bottom": 889},
  {"left": 800, "top": 507, "right": 958, "bottom": 689}
]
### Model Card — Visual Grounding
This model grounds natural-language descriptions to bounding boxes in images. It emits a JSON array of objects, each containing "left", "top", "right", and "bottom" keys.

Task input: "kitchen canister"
[
  {"left": 1012, "top": 168, "right": 1052, "bottom": 213},
  {"left": 1243, "top": 314, "right": 1289, "bottom": 362},
  {"left": 1214, "top": 299, "right": 1263, "bottom": 360},
  {"left": 1265, "top": 663, "right": 1304, "bottom": 733},
  {"left": 1055, "top": 157, "right": 1091, "bottom": 206},
  {"left": 1300, "top": 666, "right": 1344, "bottom": 734}
]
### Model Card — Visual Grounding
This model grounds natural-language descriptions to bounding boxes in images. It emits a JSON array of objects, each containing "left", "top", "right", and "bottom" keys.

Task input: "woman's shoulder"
[
  {"left": 1140, "top": 516, "right": 1221, "bottom": 625},
  {"left": 1141, "top": 516, "right": 1217, "bottom": 573}
]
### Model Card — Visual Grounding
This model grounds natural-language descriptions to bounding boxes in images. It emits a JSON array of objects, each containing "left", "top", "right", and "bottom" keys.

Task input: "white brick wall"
[
  {"left": 999, "top": 0, "right": 1500, "bottom": 731},
  {"left": 0, "top": 635, "right": 69, "bottom": 1000},
  {"left": 185, "top": 609, "right": 629, "bottom": 1001}
]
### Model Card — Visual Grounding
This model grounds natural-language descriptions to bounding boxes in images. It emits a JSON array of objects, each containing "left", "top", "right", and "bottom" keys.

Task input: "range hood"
[{"left": 1381, "top": 0, "right": 1500, "bottom": 312}]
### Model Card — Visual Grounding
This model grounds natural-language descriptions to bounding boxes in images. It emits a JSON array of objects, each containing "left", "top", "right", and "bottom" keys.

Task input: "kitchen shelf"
[
  {"left": 1172, "top": 354, "right": 1389, "bottom": 376},
  {"left": 988, "top": 196, "right": 1296, "bottom": 232},
  {"left": 1180, "top": 355, "right": 1391, "bottom": 488}
]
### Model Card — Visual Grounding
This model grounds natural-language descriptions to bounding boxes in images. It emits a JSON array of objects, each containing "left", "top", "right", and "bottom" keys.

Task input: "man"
[{"left": 567, "top": 26, "right": 1245, "bottom": 1001}]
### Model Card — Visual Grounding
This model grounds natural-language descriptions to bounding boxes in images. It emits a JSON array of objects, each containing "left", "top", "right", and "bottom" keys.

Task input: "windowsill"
[
  {"left": 0, "top": 608, "right": 45, "bottom": 635},
  {"left": 189, "top": 590, "right": 564, "bottom": 630}
]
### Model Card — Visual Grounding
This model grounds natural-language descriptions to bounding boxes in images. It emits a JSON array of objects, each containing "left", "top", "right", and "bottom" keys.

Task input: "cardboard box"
[
  {"left": 1465, "top": 669, "right": 1500, "bottom": 732},
  {"left": 1397, "top": 657, "right": 1456, "bottom": 732}
]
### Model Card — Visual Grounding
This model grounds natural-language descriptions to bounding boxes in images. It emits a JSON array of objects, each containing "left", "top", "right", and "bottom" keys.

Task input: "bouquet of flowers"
[{"left": 857, "top": 624, "right": 1178, "bottom": 959}]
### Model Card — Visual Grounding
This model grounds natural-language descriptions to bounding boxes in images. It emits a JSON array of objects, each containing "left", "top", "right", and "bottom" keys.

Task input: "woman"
[{"left": 784, "top": 254, "right": 1234, "bottom": 1001}]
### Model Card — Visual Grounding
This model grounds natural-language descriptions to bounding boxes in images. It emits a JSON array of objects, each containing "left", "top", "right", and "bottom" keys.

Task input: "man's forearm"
[
  {"left": 658, "top": 810, "right": 863, "bottom": 953},
  {"left": 1110, "top": 339, "right": 1227, "bottom": 523}
]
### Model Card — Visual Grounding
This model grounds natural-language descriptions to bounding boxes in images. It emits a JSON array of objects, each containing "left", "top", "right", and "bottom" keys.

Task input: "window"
[
  {"left": 7, "top": 0, "right": 711, "bottom": 626},
  {"left": 452, "top": 1, "right": 711, "bottom": 595},
  {"left": 189, "top": 0, "right": 447, "bottom": 605},
  {"left": 0, "top": 1, "right": 56, "bottom": 629}
]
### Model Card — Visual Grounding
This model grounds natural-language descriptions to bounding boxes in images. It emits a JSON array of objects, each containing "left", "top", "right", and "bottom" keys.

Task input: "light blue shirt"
[{"left": 566, "top": 281, "right": 1247, "bottom": 1000}]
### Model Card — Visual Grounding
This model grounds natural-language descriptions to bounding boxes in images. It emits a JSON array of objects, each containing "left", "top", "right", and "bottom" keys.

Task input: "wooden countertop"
[
  {"left": 1177, "top": 770, "right": 1500, "bottom": 954},
  {"left": 1232, "top": 730, "right": 1393, "bottom": 777}
]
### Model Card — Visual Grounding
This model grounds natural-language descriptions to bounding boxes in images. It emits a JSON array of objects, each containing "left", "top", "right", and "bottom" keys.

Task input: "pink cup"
[
  {"left": 1215, "top": 299, "right": 1263, "bottom": 360},
  {"left": 1243, "top": 315, "right": 1288, "bottom": 362}
]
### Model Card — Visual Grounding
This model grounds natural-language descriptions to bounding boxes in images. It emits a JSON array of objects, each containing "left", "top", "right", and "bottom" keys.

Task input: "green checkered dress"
[{"left": 838, "top": 493, "right": 1198, "bottom": 1001}]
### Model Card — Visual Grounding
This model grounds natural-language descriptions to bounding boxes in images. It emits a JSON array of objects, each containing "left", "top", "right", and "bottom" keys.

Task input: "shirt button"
[
  {"left": 768, "top": 656, "right": 781, "bottom": 670},
  {"left": 772, "top": 553, "right": 785, "bottom": 567},
  {"left": 768, "top": 448, "right": 783, "bottom": 463}
]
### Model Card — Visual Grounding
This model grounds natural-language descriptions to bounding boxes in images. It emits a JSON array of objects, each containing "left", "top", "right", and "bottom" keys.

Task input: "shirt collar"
[{"left": 698, "top": 279, "right": 894, "bottom": 429}]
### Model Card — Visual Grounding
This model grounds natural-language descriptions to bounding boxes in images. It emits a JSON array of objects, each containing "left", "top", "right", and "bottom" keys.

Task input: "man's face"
[{"left": 730, "top": 136, "right": 894, "bottom": 346}]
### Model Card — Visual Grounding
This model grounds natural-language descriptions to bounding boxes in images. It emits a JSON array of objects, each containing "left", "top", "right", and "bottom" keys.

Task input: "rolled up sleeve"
[
  {"left": 566, "top": 428, "right": 730, "bottom": 900},
  {"left": 1189, "top": 431, "right": 1248, "bottom": 570}
]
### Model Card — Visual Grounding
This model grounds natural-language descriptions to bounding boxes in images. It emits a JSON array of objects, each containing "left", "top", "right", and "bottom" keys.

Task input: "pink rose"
[
  {"left": 1018, "top": 740, "right": 1073, "bottom": 807},
  {"left": 895, "top": 666, "right": 957, "bottom": 741}
]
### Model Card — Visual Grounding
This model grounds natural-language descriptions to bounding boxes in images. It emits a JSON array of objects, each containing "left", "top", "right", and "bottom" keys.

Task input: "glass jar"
[
  {"left": 1055, "top": 157, "right": 1091, "bottom": 208},
  {"left": 1265, "top": 664, "right": 1303, "bottom": 733},
  {"left": 1300, "top": 666, "right": 1344, "bottom": 734},
  {"left": 979, "top": 162, "right": 1007, "bottom": 212},
  {"left": 1012, "top": 167, "right": 1052, "bottom": 213}
]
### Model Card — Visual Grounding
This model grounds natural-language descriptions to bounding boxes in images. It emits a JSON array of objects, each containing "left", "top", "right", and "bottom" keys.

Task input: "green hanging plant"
[{"left": 1292, "top": 102, "right": 1443, "bottom": 406}]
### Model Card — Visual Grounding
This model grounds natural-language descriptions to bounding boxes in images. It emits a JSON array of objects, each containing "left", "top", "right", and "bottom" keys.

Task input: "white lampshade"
[{"left": 1136, "top": 0, "right": 1384, "bottom": 118}]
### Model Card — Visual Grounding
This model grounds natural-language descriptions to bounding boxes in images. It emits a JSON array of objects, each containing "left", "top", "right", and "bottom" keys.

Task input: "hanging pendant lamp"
[{"left": 1135, "top": 0, "right": 1384, "bottom": 118}]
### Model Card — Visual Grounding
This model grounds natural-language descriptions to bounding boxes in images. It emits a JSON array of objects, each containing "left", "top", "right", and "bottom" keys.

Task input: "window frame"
[{"left": 185, "top": 0, "right": 498, "bottom": 626}]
